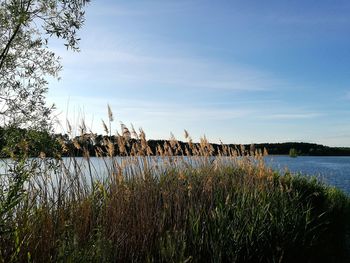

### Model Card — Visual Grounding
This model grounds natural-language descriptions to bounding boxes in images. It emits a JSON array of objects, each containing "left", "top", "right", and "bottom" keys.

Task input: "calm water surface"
[
  {"left": 265, "top": 156, "right": 350, "bottom": 194},
  {"left": 1, "top": 156, "right": 350, "bottom": 194}
]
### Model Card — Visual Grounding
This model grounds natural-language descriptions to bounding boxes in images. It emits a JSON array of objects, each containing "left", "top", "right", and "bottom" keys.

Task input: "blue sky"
[{"left": 48, "top": 0, "right": 350, "bottom": 146}]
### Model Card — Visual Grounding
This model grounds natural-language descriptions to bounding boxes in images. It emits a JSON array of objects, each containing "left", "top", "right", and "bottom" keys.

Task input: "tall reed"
[{"left": 0, "top": 109, "right": 349, "bottom": 262}]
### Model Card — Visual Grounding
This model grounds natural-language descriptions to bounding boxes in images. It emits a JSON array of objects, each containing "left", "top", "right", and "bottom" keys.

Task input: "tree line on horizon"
[{"left": 1, "top": 126, "right": 350, "bottom": 158}]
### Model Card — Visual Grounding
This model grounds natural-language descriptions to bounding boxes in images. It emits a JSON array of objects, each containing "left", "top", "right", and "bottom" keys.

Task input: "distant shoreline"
[{"left": 1, "top": 126, "right": 350, "bottom": 158}]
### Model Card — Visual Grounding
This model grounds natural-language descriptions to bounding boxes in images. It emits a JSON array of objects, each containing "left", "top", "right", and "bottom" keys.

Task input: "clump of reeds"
[{"left": 0, "top": 107, "right": 349, "bottom": 263}]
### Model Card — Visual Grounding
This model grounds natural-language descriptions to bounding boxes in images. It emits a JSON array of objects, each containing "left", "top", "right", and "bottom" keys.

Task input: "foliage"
[
  {"left": 257, "top": 142, "right": 350, "bottom": 156},
  {"left": 0, "top": 0, "right": 90, "bottom": 128},
  {"left": 0, "top": 122, "right": 349, "bottom": 262},
  {"left": 289, "top": 148, "right": 298, "bottom": 157},
  {"left": 0, "top": 126, "right": 61, "bottom": 158},
  {"left": 0, "top": 4, "right": 89, "bottom": 258}
]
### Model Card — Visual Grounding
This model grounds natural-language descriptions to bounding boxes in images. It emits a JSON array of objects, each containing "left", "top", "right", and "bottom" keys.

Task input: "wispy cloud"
[
  {"left": 46, "top": 1, "right": 350, "bottom": 146},
  {"left": 56, "top": 47, "right": 285, "bottom": 92},
  {"left": 261, "top": 113, "right": 323, "bottom": 120},
  {"left": 49, "top": 95, "right": 254, "bottom": 135},
  {"left": 53, "top": 96, "right": 253, "bottom": 120}
]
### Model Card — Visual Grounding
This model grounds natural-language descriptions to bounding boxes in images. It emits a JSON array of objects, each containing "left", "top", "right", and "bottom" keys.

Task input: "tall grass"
[{"left": 0, "top": 113, "right": 349, "bottom": 262}]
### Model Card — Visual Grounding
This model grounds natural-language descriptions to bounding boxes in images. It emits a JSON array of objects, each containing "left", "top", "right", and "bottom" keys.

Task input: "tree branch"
[{"left": 0, "top": 0, "right": 33, "bottom": 71}]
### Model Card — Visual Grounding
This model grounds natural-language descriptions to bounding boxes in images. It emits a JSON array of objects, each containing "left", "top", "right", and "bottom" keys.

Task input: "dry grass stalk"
[
  {"left": 107, "top": 104, "right": 114, "bottom": 122},
  {"left": 4, "top": 108, "right": 346, "bottom": 263},
  {"left": 102, "top": 119, "right": 109, "bottom": 135}
]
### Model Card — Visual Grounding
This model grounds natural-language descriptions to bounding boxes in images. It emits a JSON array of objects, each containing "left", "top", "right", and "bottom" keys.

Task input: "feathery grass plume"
[
  {"left": 220, "top": 140, "right": 228, "bottom": 156},
  {"left": 80, "top": 119, "right": 87, "bottom": 135},
  {"left": 184, "top": 129, "right": 189, "bottom": 139},
  {"left": 169, "top": 132, "right": 177, "bottom": 149},
  {"left": 188, "top": 136, "right": 194, "bottom": 151},
  {"left": 169, "top": 132, "right": 182, "bottom": 155},
  {"left": 184, "top": 146, "right": 191, "bottom": 156},
  {"left": 2, "top": 110, "right": 350, "bottom": 263},
  {"left": 95, "top": 146, "right": 104, "bottom": 157},
  {"left": 58, "top": 137, "right": 69, "bottom": 153},
  {"left": 102, "top": 119, "right": 109, "bottom": 135},
  {"left": 130, "top": 142, "right": 138, "bottom": 156},
  {"left": 163, "top": 141, "right": 173, "bottom": 156},
  {"left": 106, "top": 139, "right": 115, "bottom": 157},
  {"left": 209, "top": 144, "right": 215, "bottom": 155},
  {"left": 117, "top": 132, "right": 127, "bottom": 155},
  {"left": 199, "top": 135, "right": 211, "bottom": 156},
  {"left": 138, "top": 128, "right": 148, "bottom": 155},
  {"left": 121, "top": 123, "right": 131, "bottom": 140},
  {"left": 73, "top": 138, "right": 81, "bottom": 150},
  {"left": 234, "top": 144, "right": 240, "bottom": 156},
  {"left": 157, "top": 144, "right": 164, "bottom": 156},
  {"left": 89, "top": 132, "right": 97, "bottom": 149},
  {"left": 263, "top": 147, "right": 269, "bottom": 156},
  {"left": 146, "top": 145, "right": 153, "bottom": 156},
  {"left": 107, "top": 104, "right": 114, "bottom": 122},
  {"left": 176, "top": 143, "right": 183, "bottom": 155},
  {"left": 130, "top": 124, "right": 139, "bottom": 140},
  {"left": 66, "top": 119, "right": 72, "bottom": 135},
  {"left": 240, "top": 144, "right": 246, "bottom": 156},
  {"left": 255, "top": 149, "right": 262, "bottom": 157}
]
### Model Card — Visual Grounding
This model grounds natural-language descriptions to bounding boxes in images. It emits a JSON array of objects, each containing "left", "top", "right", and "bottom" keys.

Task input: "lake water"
[
  {"left": 265, "top": 156, "right": 350, "bottom": 194},
  {"left": 1, "top": 156, "right": 350, "bottom": 194}
]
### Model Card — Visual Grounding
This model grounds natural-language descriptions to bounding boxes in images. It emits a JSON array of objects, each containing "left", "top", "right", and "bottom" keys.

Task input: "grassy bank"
[{"left": 1, "top": 125, "right": 350, "bottom": 262}]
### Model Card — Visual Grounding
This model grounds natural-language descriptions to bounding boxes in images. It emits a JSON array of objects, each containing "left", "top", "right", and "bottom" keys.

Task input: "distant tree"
[
  {"left": 0, "top": 125, "right": 55, "bottom": 157},
  {"left": 0, "top": 0, "right": 90, "bottom": 128},
  {"left": 289, "top": 148, "right": 298, "bottom": 158}
]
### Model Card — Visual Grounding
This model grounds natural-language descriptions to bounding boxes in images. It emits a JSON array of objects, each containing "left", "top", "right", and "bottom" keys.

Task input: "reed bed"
[{"left": 0, "top": 115, "right": 349, "bottom": 262}]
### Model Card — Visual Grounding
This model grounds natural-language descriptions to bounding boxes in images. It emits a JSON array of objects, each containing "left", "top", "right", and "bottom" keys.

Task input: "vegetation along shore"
[
  {"left": 1, "top": 120, "right": 350, "bottom": 262},
  {"left": 1, "top": 1, "right": 350, "bottom": 262},
  {"left": 1, "top": 126, "right": 350, "bottom": 159}
]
